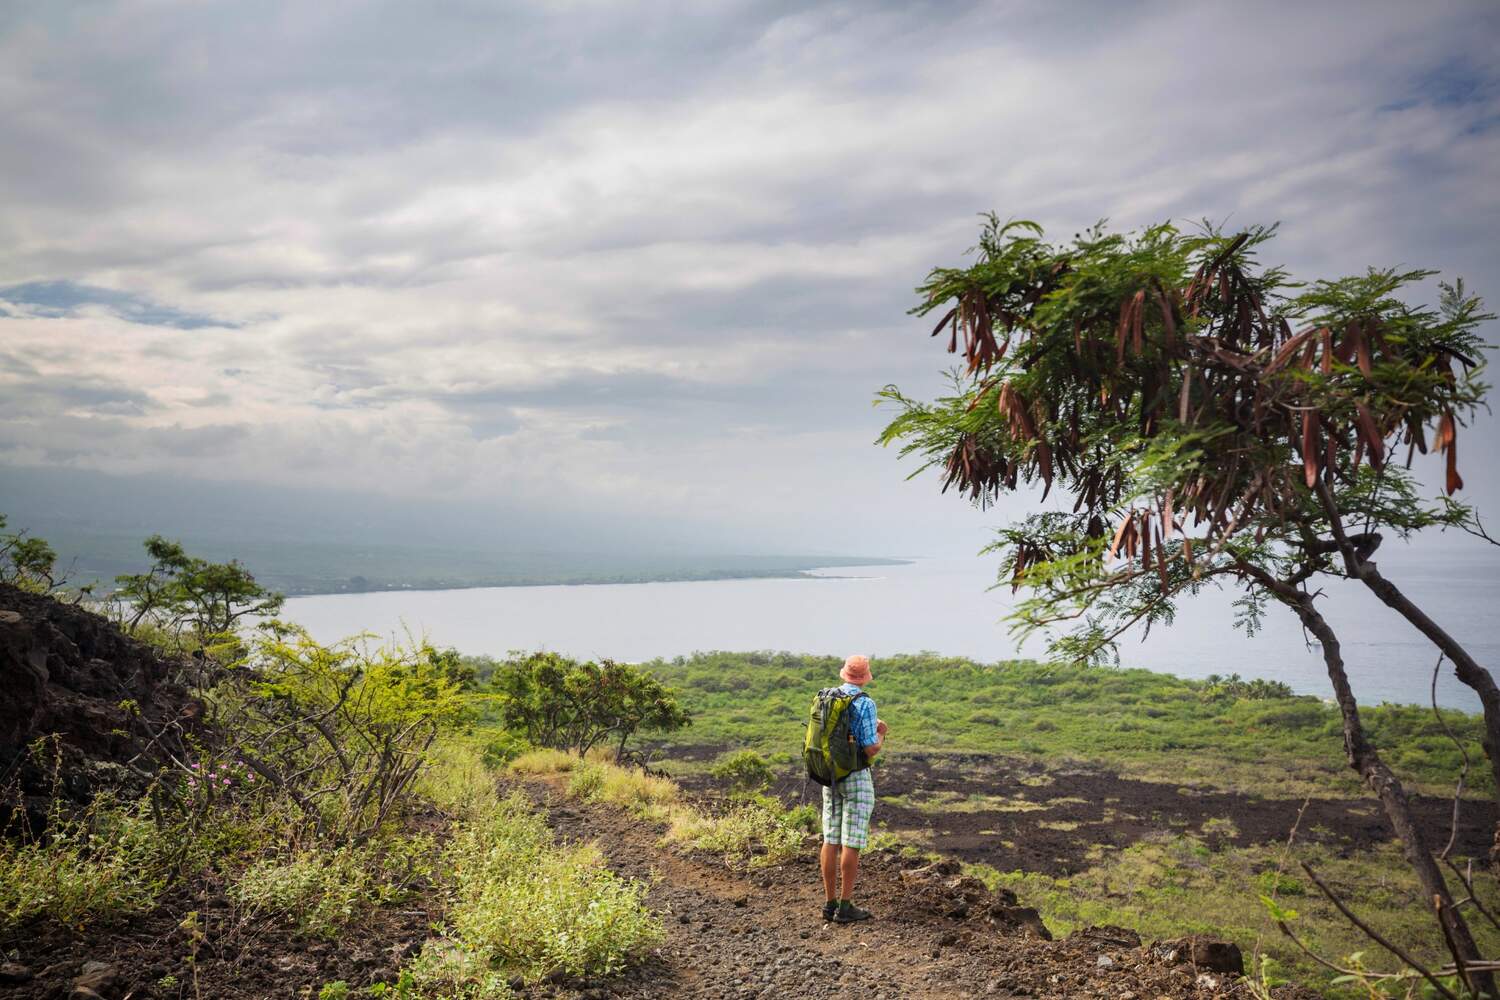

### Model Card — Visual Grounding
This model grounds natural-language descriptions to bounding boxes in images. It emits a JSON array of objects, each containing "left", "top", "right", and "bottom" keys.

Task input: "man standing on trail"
[{"left": 820, "top": 654, "right": 886, "bottom": 923}]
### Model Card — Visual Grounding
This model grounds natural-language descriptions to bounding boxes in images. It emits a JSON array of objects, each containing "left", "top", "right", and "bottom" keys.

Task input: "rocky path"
[{"left": 514, "top": 777, "right": 1311, "bottom": 1000}]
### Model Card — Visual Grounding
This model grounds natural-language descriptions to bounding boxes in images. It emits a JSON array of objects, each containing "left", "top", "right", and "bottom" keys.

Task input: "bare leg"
[
  {"left": 839, "top": 846, "right": 861, "bottom": 900},
  {"left": 819, "top": 841, "right": 839, "bottom": 900}
]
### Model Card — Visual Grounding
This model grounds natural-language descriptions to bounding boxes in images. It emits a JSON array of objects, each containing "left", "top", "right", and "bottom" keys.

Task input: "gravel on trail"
[{"left": 511, "top": 777, "right": 1318, "bottom": 1000}]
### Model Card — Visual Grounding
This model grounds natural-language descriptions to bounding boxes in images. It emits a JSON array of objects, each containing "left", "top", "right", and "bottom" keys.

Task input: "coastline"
[{"left": 271, "top": 557, "right": 912, "bottom": 597}]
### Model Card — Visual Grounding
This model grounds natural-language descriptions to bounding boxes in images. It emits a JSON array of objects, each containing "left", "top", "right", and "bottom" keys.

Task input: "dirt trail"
[{"left": 514, "top": 776, "right": 1312, "bottom": 1000}]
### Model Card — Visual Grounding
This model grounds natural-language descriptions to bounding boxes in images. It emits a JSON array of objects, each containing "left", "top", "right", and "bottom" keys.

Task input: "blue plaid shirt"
[{"left": 839, "top": 682, "right": 878, "bottom": 750}]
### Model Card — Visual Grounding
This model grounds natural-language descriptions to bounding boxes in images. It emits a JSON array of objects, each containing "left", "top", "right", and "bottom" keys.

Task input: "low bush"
[
  {"left": 375, "top": 942, "right": 516, "bottom": 999},
  {"left": 0, "top": 799, "right": 165, "bottom": 929},
  {"left": 441, "top": 792, "right": 662, "bottom": 981},
  {"left": 709, "top": 750, "right": 775, "bottom": 796},
  {"left": 685, "top": 795, "right": 805, "bottom": 868},
  {"left": 524, "top": 751, "right": 808, "bottom": 870},
  {"left": 509, "top": 748, "right": 579, "bottom": 776},
  {"left": 482, "top": 731, "right": 532, "bottom": 768},
  {"left": 416, "top": 741, "right": 500, "bottom": 818},
  {"left": 230, "top": 845, "right": 389, "bottom": 938},
  {"left": 566, "top": 760, "right": 679, "bottom": 817}
]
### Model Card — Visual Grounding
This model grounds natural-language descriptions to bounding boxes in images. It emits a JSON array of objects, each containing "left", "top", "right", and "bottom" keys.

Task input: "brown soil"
[
  {"left": 665, "top": 743, "right": 1496, "bottom": 876},
  {"left": 506, "top": 774, "right": 1317, "bottom": 1000}
]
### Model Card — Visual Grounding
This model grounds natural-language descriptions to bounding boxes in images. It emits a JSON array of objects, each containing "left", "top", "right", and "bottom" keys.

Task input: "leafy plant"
[
  {"left": 213, "top": 627, "right": 470, "bottom": 843},
  {"left": 0, "top": 514, "right": 58, "bottom": 592},
  {"left": 229, "top": 845, "right": 384, "bottom": 938},
  {"left": 112, "top": 534, "right": 283, "bottom": 639},
  {"left": 492, "top": 652, "right": 690, "bottom": 758},
  {"left": 709, "top": 749, "right": 775, "bottom": 797},
  {"left": 0, "top": 797, "right": 166, "bottom": 929},
  {"left": 439, "top": 791, "right": 662, "bottom": 982},
  {"left": 686, "top": 795, "right": 805, "bottom": 868}
]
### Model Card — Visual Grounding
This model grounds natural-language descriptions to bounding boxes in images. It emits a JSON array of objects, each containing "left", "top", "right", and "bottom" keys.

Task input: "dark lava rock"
[
  {"left": 1075, "top": 924, "right": 1143, "bottom": 948},
  {"left": 0, "top": 964, "right": 32, "bottom": 986},
  {"left": 0, "top": 584, "right": 201, "bottom": 833},
  {"left": 70, "top": 960, "right": 120, "bottom": 997},
  {"left": 1156, "top": 935, "right": 1245, "bottom": 975}
]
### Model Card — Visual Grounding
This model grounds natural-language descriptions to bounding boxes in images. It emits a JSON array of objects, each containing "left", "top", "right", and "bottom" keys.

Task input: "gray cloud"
[
  {"left": 0, "top": 1, "right": 1497, "bottom": 555},
  {"left": 0, "top": 371, "right": 156, "bottom": 418}
]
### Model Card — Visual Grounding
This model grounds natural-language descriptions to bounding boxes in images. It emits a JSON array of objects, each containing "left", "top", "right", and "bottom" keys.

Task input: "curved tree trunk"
[
  {"left": 1248, "top": 565, "right": 1492, "bottom": 997},
  {"left": 1351, "top": 559, "right": 1500, "bottom": 810},
  {"left": 1313, "top": 482, "right": 1500, "bottom": 851}
]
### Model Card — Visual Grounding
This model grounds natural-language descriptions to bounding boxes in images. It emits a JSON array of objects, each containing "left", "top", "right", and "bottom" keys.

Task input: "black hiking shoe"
[
  {"left": 822, "top": 900, "right": 838, "bottom": 922},
  {"left": 833, "top": 901, "right": 872, "bottom": 923}
]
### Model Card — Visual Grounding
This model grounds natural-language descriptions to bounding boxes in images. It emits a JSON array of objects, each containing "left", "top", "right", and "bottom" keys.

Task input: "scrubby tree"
[
  {"left": 879, "top": 217, "right": 1494, "bottom": 994},
  {"left": 213, "top": 627, "right": 470, "bottom": 843},
  {"left": 0, "top": 515, "right": 58, "bottom": 592},
  {"left": 113, "top": 534, "right": 283, "bottom": 638},
  {"left": 494, "top": 652, "right": 690, "bottom": 759}
]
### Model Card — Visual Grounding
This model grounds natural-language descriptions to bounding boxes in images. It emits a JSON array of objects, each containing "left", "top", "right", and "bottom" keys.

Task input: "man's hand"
[{"left": 875, "top": 719, "right": 888, "bottom": 737}]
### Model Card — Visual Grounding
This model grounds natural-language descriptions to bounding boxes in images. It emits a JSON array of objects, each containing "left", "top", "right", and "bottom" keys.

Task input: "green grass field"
[{"left": 638, "top": 650, "right": 1486, "bottom": 799}]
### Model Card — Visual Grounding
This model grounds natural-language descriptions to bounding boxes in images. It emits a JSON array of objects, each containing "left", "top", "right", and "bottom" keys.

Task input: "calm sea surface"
[{"left": 284, "top": 549, "right": 1500, "bottom": 711}]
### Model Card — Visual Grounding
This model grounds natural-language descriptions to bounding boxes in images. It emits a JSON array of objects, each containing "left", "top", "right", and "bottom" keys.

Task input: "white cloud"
[{"left": 1, "top": 0, "right": 1497, "bottom": 553}]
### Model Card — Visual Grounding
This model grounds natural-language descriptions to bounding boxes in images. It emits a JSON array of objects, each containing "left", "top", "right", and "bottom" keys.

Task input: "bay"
[{"left": 284, "top": 549, "right": 1500, "bottom": 711}]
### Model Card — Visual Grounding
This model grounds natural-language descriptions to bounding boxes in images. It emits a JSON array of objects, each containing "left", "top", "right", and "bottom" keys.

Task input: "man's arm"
[{"left": 862, "top": 704, "right": 885, "bottom": 759}]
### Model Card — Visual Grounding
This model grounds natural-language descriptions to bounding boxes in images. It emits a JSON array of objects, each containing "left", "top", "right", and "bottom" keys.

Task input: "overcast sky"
[{"left": 1, "top": 1, "right": 1497, "bottom": 557}]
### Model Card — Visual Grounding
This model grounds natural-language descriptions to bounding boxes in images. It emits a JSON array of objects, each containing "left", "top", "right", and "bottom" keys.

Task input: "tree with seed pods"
[{"left": 879, "top": 216, "right": 1495, "bottom": 995}]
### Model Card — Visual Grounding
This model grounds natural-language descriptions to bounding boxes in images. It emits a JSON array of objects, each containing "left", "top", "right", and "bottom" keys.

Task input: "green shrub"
[
  {"left": 784, "top": 803, "right": 820, "bottom": 835},
  {"left": 373, "top": 945, "right": 515, "bottom": 1000},
  {"left": 491, "top": 652, "right": 689, "bottom": 758},
  {"left": 690, "top": 797, "right": 805, "bottom": 868},
  {"left": 418, "top": 741, "right": 500, "bottom": 817},
  {"left": 1255, "top": 870, "right": 1306, "bottom": 896},
  {"left": 508, "top": 748, "right": 579, "bottom": 775},
  {"left": 709, "top": 750, "right": 775, "bottom": 796},
  {"left": 230, "top": 845, "right": 387, "bottom": 938},
  {"left": 567, "top": 761, "right": 606, "bottom": 799},
  {"left": 442, "top": 792, "right": 661, "bottom": 981},
  {"left": 482, "top": 731, "right": 532, "bottom": 768},
  {"left": 0, "top": 800, "right": 165, "bottom": 930}
]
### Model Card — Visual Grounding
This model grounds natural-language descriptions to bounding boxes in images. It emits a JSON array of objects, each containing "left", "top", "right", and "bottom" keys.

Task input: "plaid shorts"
[{"left": 822, "top": 768, "right": 875, "bottom": 849}]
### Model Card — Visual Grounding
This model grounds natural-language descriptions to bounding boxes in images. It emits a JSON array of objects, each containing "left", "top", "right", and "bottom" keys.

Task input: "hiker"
[{"left": 814, "top": 654, "right": 886, "bottom": 923}]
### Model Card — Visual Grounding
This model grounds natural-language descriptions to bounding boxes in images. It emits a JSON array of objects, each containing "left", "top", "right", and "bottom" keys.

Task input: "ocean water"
[{"left": 283, "top": 549, "right": 1500, "bottom": 711}]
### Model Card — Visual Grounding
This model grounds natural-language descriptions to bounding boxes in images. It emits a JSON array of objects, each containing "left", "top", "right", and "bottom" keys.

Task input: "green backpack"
[{"left": 803, "top": 687, "right": 870, "bottom": 786}]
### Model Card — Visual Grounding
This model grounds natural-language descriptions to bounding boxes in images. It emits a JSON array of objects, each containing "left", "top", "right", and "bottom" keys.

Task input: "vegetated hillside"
[
  {"left": 628, "top": 650, "right": 1499, "bottom": 991},
  {"left": 0, "top": 589, "right": 1313, "bottom": 1000},
  {"left": 0, "top": 589, "right": 664, "bottom": 1000},
  {"left": 644, "top": 651, "right": 1487, "bottom": 798},
  {"left": 0, "top": 587, "right": 1480, "bottom": 999}
]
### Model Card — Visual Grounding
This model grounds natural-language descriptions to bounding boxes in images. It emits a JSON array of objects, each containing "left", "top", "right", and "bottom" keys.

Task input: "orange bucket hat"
[{"left": 841, "top": 654, "right": 872, "bottom": 685}]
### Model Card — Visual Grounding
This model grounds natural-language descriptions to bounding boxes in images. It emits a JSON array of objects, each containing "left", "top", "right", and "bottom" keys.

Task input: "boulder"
[{"left": 1154, "top": 935, "right": 1244, "bottom": 976}]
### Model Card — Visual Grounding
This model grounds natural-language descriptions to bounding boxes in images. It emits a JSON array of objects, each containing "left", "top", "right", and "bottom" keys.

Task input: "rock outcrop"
[{"left": 0, "top": 584, "right": 199, "bottom": 832}]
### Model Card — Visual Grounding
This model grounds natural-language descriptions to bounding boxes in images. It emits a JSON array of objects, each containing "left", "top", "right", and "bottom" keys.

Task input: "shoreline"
[{"left": 275, "top": 557, "right": 913, "bottom": 598}]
